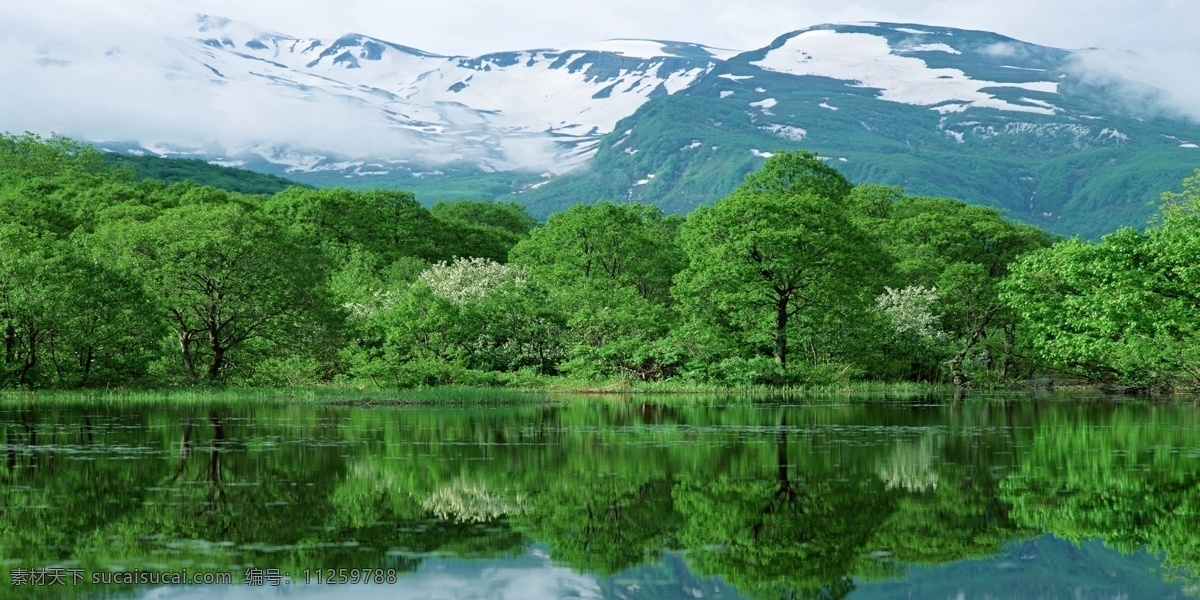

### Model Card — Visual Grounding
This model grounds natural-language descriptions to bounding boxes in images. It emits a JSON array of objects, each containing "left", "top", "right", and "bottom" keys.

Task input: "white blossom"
[
  {"left": 875, "top": 285, "right": 943, "bottom": 340},
  {"left": 418, "top": 257, "right": 528, "bottom": 305},
  {"left": 342, "top": 289, "right": 395, "bottom": 320}
]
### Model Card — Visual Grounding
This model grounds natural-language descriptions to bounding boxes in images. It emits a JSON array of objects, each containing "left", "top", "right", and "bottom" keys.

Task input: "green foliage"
[
  {"left": 108, "top": 153, "right": 305, "bottom": 195},
  {"left": 264, "top": 186, "right": 446, "bottom": 263},
  {"left": 5, "top": 133, "right": 1198, "bottom": 392},
  {"left": 0, "top": 224, "right": 157, "bottom": 387},
  {"left": 736, "top": 149, "right": 853, "bottom": 201},
  {"left": 0, "top": 132, "right": 116, "bottom": 182},
  {"left": 343, "top": 259, "right": 567, "bottom": 386},
  {"left": 510, "top": 201, "right": 686, "bottom": 379},
  {"left": 871, "top": 196, "right": 1054, "bottom": 384},
  {"left": 430, "top": 199, "right": 536, "bottom": 263},
  {"left": 431, "top": 199, "right": 536, "bottom": 236},
  {"left": 1003, "top": 175, "right": 1200, "bottom": 391},
  {"left": 93, "top": 201, "right": 341, "bottom": 382},
  {"left": 674, "top": 175, "right": 886, "bottom": 371}
]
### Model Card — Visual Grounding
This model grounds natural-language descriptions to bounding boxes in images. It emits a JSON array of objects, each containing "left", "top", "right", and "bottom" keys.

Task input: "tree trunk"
[
  {"left": 4, "top": 322, "right": 14, "bottom": 365},
  {"left": 179, "top": 332, "right": 197, "bottom": 380},
  {"left": 17, "top": 327, "right": 37, "bottom": 386},
  {"left": 949, "top": 329, "right": 984, "bottom": 387},
  {"left": 207, "top": 345, "right": 225, "bottom": 381},
  {"left": 774, "top": 296, "right": 789, "bottom": 368}
]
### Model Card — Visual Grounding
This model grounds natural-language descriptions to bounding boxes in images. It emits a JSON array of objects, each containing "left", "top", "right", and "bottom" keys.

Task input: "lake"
[{"left": 2, "top": 393, "right": 1199, "bottom": 598}]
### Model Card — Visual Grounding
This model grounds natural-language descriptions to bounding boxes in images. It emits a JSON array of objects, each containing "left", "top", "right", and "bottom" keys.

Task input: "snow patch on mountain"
[
  {"left": 552, "top": 40, "right": 678, "bottom": 59},
  {"left": 1020, "top": 97, "right": 1058, "bottom": 111},
  {"left": 752, "top": 30, "right": 1058, "bottom": 115},
  {"left": 899, "top": 43, "right": 961, "bottom": 55},
  {"left": 551, "top": 39, "right": 740, "bottom": 61},
  {"left": 761, "top": 124, "right": 807, "bottom": 141}
]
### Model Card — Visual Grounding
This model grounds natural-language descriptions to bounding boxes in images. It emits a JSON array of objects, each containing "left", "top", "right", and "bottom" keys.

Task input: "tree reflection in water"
[{"left": 0, "top": 396, "right": 1198, "bottom": 597}]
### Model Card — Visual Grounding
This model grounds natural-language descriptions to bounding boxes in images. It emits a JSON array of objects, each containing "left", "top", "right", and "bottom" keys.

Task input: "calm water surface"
[{"left": 2, "top": 393, "right": 1199, "bottom": 599}]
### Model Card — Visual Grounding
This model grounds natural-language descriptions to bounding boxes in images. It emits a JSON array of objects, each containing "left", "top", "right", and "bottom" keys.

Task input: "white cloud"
[{"left": 4, "top": 0, "right": 1190, "bottom": 59}]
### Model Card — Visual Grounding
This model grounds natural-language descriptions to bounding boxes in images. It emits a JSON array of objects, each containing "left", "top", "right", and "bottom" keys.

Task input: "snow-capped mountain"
[
  {"left": 520, "top": 23, "right": 1200, "bottom": 236},
  {"left": 6, "top": 16, "right": 1199, "bottom": 235},
  {"left": 72, "top": 14, "right": 729, "bottom": 176}
]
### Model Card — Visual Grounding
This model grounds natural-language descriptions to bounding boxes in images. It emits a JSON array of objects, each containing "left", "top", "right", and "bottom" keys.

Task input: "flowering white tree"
[
  {"left": 418, "top": 257, "right": 528, "bottom": 305},
  {"left": 365, "top": 256, "right": 565, "bottom": 374},
  {"left": 875, "top": 285, "right": 943, "bottom": 341}
]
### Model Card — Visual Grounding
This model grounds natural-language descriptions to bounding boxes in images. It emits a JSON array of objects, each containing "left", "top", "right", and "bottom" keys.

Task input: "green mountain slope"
[
  {"left": 512, "top": 24, "right": 1200, "bottom": 237},
  {"left": 107, "top": 154, "right": 308, "bottom": 196}
]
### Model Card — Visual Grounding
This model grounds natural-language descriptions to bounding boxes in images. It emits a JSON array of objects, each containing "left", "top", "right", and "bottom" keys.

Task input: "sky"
[
  {"left": 164, "top": 0, "right": 1194, "bottom": 58},
  {"left": 3, "top": 0, "right": 1195, "bottom": 59}
]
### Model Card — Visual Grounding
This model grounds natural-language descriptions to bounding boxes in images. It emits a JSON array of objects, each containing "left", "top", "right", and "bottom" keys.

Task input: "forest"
[{"left": 1, "top": 133, "right": 1198, "bottom": 392}]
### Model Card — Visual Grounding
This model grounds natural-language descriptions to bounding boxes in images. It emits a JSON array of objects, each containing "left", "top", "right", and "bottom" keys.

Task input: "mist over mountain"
[{"left": 4, "top": 13, "right": 1199, "bottom": 236}]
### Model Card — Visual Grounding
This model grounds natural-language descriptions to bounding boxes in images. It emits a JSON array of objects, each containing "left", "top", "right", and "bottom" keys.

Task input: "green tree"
[
  {"left": 511, "top": 201, "right": 685, "bottom": 379},
  {"left": 354, "top": 257, "right": 566, "bottom": 384},
  {"left": 1002, "top": 171, "right": 1200, "bottom": 390},
  {"left": 95, "top": 201, "right": 339, "bottom": 382},
  {"left": 431, "top": 199, "right": 537, "bottom": 262},
  {"left": 264, "top": 187, "right": 445, "bottom": 263},
  {"left": 430, "top": 199, "right": 537, "bottom": 237},
  {"left": 875, "top": 197, "right": 1052, "bottom": 384},
  {"left": 0, "top": 224, "right": 67, "bottom": 386},
  {"left": 737, "top": 149, "right": 854, "bottom": 202},
  {"left": 1003, "top": 211, "right": 1199, "bottom": 390},
  {"left": 675, "top": 187, "right": 883, "bottom": 370},
  {"left": 510, "top": 201, "right": 683, "bottom": 304}
]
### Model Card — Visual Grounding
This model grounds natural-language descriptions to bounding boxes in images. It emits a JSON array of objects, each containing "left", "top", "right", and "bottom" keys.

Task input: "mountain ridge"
[{"left": 9, "top": 15, "right": 1200, "bottom": 236}]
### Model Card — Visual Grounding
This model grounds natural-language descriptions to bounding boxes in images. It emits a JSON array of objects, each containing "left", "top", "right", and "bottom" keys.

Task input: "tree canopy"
[{"left": 4, "top": 133, "right": 1196, "bottom": 391}]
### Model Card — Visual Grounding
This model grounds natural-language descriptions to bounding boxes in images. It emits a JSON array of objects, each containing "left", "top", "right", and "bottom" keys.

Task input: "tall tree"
[
  {"left": 95, "top": 201, "right": 339, "bottom": 382},
  {"left": 738, "top": 149, "right": 854, "bottom": 202},
  {"left": 676, "top": 176, "right": 883, "bottom": 369},
  {"left": 510, "top": 201, "right": 683, "bottom": 305},
  {"left": 264, "top": 187, "right": 445, "bottom": 263},
  {"left": 510, "top": 201, "right": 686, "bottom": 378}
]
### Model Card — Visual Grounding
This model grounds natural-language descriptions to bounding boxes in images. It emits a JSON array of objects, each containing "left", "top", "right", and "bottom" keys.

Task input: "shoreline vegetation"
[
  {"left": 6, "top": 381, "right": 1195, "bottom": 409},
  {"left": 2, "top": 133, "right": 1199, "bottom": 397},
  {"left": 0, "top": 381, "right": 952, "bottom": 406}
]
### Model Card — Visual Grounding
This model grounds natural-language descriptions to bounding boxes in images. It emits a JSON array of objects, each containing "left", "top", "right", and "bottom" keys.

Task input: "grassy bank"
[
  {"left": 0, "top": 386, "right": 554, "bottom": 407},
  {"left": 0, "top": 379, "right": 967, "bottom": 405}
]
